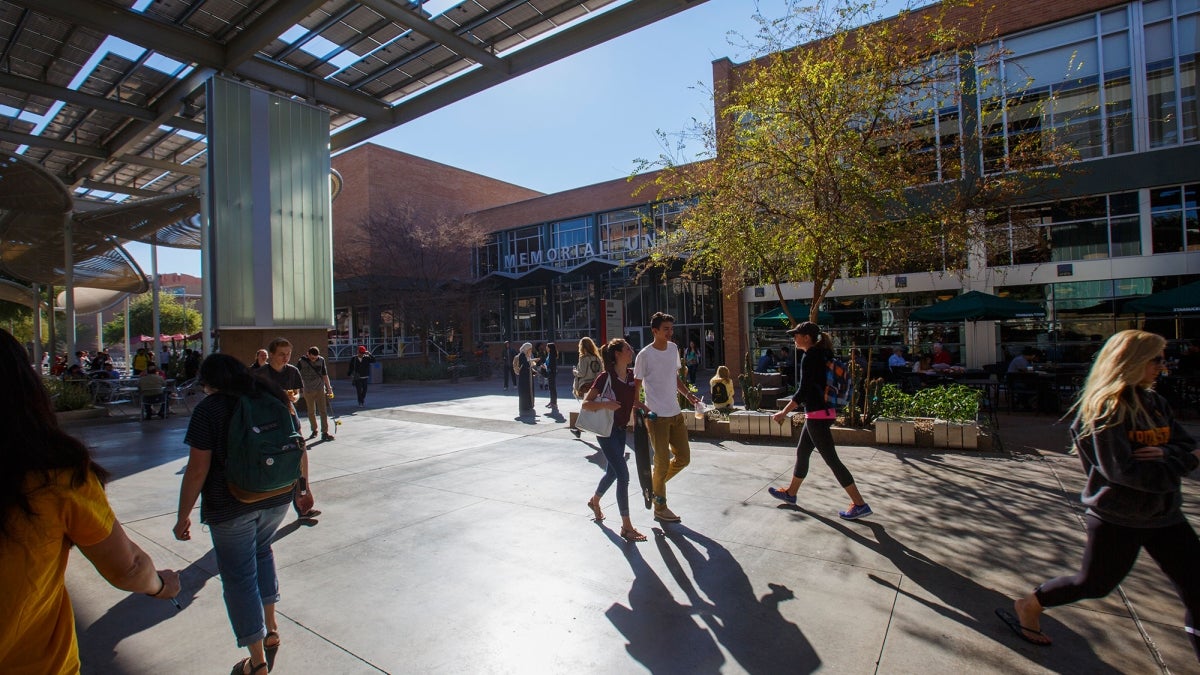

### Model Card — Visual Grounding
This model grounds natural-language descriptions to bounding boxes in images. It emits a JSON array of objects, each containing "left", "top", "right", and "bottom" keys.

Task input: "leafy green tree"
[
  {"left": 102, "top": 293, "right": 201, "bottom": 346},
  {"left": 639, "top": 0, "right": 1074, "bottom": 323}
]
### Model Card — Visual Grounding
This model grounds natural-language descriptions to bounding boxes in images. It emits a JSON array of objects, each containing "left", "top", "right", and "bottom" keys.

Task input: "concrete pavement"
[{"left": 62, "top": 376, "right": 1200, "bottom": 674}]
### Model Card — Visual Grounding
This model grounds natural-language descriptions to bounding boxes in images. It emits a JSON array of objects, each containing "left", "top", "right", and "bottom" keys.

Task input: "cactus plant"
[{"left": 739, "top": 351, "right": 762, "bottom": 411}]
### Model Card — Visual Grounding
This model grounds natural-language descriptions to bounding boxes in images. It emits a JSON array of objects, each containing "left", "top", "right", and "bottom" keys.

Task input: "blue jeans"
[
  {"left": 208, "top": 504, "right": 288, "bottom": 647},
  {"left": 594, "top": 426, "right": 630, "bottom": 516}
]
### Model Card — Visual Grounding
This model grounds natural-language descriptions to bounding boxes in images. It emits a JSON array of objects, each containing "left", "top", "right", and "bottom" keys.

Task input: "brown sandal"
[
  {"left": 264, "top": 631, "right": 280, "bottom": 671},
  {"left": 587, "top": 497, "right": 604, "bottom": 521},
  {"left": 620, "top": 527, "right": 647, "bottom": 542},
  {"left": 230, "top": 657, "right": 268, "bottom": 675}
]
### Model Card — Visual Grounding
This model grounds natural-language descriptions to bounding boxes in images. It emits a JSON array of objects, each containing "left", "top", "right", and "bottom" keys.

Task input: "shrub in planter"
[
  {"left": 909, "top": 385, "right": 981, "bottom": 423},
  {"left": 45, "top": 378, "right": 93, "bottom": 412}
]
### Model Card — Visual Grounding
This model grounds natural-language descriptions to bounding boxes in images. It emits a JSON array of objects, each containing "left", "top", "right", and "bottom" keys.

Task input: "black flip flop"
[{"left": 995, "top": 607, "right": 1052, "bottom": 646}]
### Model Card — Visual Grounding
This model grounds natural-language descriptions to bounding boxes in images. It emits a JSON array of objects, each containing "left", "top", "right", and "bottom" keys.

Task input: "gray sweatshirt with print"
[{"left": 1072, "top": 388, "right": 1198, "bottom": 528}]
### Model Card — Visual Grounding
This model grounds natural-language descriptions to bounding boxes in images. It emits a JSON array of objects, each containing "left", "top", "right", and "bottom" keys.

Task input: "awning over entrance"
[
  {"left": 1125, "top": 280, "right": 1200, "bottom": 315},
  {"left": 910, "top": 291, "right": 1045, "bottom": 322},
  {"left": 752, "top": 301, "right": 833, "bottom": 328}
]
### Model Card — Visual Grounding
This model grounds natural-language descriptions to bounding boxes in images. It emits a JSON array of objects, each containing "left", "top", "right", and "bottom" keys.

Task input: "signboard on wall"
[{"left": 600, "top": 299, "right": 624, "bottom": 343}]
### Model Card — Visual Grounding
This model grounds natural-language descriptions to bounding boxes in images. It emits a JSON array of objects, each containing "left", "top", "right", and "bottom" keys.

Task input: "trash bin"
[{"left": 369, "top": 361, "right": 382, "bottom": 385}]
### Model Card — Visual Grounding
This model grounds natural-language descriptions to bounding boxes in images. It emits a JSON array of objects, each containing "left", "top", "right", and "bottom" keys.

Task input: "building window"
[
  {"left": 989, "top": 191, "right": 1142, "bottom": 265},
  {"left": 474, "top": 234, "right": 501, "bottom": 276},
  {"left": 474, "top": 290, "right": 505, "bottom": 341},
  {"left": 548, "top": 217, "right": 593, "bottom": 268},
  {"left": 1151, "top": 183, "right": 1200, "bottom": 253},
  {"left": 598, "top": 208, "right": 649, "bottom": 260},
  {"left": 503, "top": 226, "right": 544, "bottom": 272},
  {"left": 511, "top": 288, "right": 544, "bottom": 341},
  {"left": 552, "top": 279, "right": 595, "bottom": 340},
  {"left": 978, "top": 7, "right": 1137, "bottom": 172},
  {"left": 1145, "top": 2, "right": 1199, "bottom": 148}
]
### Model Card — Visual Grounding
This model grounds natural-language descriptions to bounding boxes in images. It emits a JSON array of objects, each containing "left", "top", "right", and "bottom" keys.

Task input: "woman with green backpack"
[{"left": 173, "top": 354, "right": 307, "bottom": 675}]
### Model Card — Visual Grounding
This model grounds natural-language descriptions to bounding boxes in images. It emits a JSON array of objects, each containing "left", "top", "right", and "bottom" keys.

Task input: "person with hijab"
[{"left": 517, "top": 342, "right": 537, "bottom": 415}]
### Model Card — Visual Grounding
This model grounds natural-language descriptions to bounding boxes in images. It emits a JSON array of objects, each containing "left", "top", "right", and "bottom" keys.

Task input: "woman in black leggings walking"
[
  {"left": 768, "top": 322, "right": 871, "bottom": 520},
  {"left": 998, "top": 329, "right": 1200, "bottom": 658}
]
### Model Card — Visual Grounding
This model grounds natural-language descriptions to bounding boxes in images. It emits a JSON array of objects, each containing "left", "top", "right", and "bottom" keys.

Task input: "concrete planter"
[
  {"left": 874, "top": 418, "right": 916, "bottom": 445},
  {"left": 933, "top": 421, "right": 980, "bottom": 450},
  {"left": 874, "top": 418, "right": 980, "bottom": 450},
  {"left": 729, "top": 410, "right": 796, "bottom": 438},
  {"left": 684, "top": 412, "right": 706, "bottom": 432}
]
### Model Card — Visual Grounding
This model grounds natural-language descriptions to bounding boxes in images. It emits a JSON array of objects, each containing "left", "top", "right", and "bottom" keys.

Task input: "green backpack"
[{"left": 225, "top": 394, "right": 303, "bottom": 503}]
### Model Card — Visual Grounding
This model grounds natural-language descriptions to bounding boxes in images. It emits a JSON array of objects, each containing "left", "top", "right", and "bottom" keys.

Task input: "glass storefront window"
[
  {"left": 504, "top": 226, "right": 544, "bottom": 272},
  {"left": 1152, "top": 183, "right": 1200, "bottom": 252},
  {"left": 597, "top": 208, "right": 648, "bottom": 260},
  {"left": 552, "top": 279, "right": 595, "bottom": 340},
  {"left": 511, "top": 288, "right": 544, "bottom": 341}
]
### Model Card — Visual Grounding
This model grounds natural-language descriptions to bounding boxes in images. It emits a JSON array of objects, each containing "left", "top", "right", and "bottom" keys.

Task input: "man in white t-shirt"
[{"left": 633, "top": 311, "right": 700, "bottom": 524}]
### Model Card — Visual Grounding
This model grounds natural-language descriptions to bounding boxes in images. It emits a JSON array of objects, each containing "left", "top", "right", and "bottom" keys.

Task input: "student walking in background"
[
  {"left": 0, "top": 329, "right": 180, "bottom": 674},
  {"left": 502, "top": 341, "right": 516, "bottom": 391},
  {"left": 582, "top": 338, "right": 646, "bottom": 542},
  {"left": 633, "top": 312, "right": 700, "bottom": 524},
  {"left": 347, "top": 345, "right": 375, "bottom": 407},
  {"left": 684, "top": 340, "right": 701, "bottom": 385},
  {"left": 298, "top": 346, "right": 335, "bottom": 441},
  {"left": 997, "top": 330, "right": 1200, "bottom": 657},
  {"left": 573, "top": 337, "right": 602, "bottom": 398},
  {"left": 769, "top": 322, "right": 872, "bottom": 520},
  {"left": 544, "top": 343, "right": 560, "bottom": 413}
]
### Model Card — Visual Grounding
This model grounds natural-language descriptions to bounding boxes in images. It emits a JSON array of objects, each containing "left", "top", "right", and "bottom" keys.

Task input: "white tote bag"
[{"left": 575, "top": 374, "right": 615, "bottom": 437}]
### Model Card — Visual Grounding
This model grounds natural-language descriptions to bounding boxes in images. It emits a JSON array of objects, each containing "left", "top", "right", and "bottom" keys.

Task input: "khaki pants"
[
  {"left": 303, "top": 390, "right": 329, "bottom": 435},
  {"left": 645, "top": 413, "right": 691, "bottom": 506}
]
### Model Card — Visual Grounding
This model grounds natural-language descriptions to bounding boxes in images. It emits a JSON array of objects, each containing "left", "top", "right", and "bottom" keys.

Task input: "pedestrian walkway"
[{"left": 63, "top": 378, "right": 1199, "bottom": 674}]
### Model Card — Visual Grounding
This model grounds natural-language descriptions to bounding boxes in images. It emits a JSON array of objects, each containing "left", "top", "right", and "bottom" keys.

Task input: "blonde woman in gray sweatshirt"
[{"left": 997, "top": 330, "right": 1200, "bottom": 660}]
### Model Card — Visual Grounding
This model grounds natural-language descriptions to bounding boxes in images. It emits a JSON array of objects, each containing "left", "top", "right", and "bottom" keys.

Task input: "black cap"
[{"left": 786, "top": 322, "right": 821, "bottom": 338}]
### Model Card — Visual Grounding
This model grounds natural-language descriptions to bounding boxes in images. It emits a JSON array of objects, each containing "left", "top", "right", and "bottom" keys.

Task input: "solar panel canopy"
[{"left": 0, "top": 0, "right": 707, "bottom": 288}]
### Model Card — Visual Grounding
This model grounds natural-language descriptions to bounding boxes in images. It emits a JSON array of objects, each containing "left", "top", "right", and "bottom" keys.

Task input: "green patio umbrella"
[
  {"left": 752, "top": 300, "right": 833, "bottom": 328},
  {"left": 1124, "top": 280, "right": 1200, "bottom": 315},
  {"left": 910, "top": 290, "right": 1045, "bottom": 322}
]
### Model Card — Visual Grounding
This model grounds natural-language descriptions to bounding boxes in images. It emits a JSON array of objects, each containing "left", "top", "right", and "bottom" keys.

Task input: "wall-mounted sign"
[
  {"left": 600, "top": 299, "right": 624, "bottom": 343},
  {"left": 502, "top": 232, "right": 658, "bottom": 271},
  {"left": 895, "top": 276, "right": 907, "bottom": 288},
  {"left": 1057, "top": 264, "right": 1074, "bottom": 277}
]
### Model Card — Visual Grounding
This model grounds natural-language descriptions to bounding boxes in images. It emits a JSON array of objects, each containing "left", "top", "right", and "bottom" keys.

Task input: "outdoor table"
[{"left": 1006, "top": 371, "right": 1057, "bottom": 414}]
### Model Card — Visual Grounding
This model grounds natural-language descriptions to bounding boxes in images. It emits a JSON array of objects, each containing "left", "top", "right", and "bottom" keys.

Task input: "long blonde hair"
[
  {"left": 578, "top": 336, "right": 599, "bottom": 359},
  {"left": 1072, "top": 330, "right": 1165, "bottom": 438}
]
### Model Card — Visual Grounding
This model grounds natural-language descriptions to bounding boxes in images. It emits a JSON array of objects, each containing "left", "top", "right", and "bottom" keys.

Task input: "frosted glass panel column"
[{"left": 206, "top": 76, "right": 333, "bottom": 329}]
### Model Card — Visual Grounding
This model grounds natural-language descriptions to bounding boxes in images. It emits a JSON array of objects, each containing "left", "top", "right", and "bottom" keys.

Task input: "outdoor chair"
[{"left": 168, "top": 378, "right": 202, "bottom": 414}]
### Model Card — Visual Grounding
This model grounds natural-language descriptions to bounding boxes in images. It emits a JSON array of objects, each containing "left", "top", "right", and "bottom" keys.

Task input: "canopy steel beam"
[
  {"left": 224, "top": 0, "right": 332, "bottom": 65},
  {"left": 12, "top": 0, "right": 388, "bottom": 122},
  {"left": 0, "top": 129, "right": 107, "bottom": 159},
  {"left": 0, "top": 72, "right": 206, "bottom": 135},
  {"left": 333, "top": 0, "right": 711, "bottom": 150},
  {"left": 357, "top": 0, "right": 510, "bottom": 74},
  {"left": 114, "top": 154, "right": 202, "bottom": 176},
  {"left": 79, "top": 180, "right": 169, "bottom": 199}
]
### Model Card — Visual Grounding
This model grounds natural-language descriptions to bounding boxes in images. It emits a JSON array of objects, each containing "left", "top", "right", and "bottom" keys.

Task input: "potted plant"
[
  {"left": 738, "top": 351, "right": 761, "bottom": 411},
  {"left": 873, "top": 384, "right": 916, "bottom": 445}
]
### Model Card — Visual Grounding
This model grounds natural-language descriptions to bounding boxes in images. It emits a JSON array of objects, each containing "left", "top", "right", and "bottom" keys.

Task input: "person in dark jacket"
[
  {"left": 768, "top": 322, "right": 872, "bottom": 520},
  {"left": 998, "top": 330, "right": 1200, "bottom": 655},
  {"left": 543, "top": 343, "right": 559, "bottom": 413},
  {"left": 347, "top": 346, "right": 375, "bottom": 407}
]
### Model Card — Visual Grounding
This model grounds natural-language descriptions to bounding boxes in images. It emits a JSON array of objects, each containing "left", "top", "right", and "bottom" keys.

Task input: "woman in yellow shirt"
[{"left": 0, "top": 329, "right": 180, "bottom": 674}]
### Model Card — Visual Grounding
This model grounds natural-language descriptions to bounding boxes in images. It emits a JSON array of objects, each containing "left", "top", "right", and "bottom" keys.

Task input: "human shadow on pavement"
[
  {"left": 79, "top": 550, "right": 220, "bottom": 675},
  {"left": 602, "top": 524, "right": 726, "bottom": 674},
  {"left": 800, "top": 510, "right": 1121, "bottom": 674},
  {"left": 657, "top": 525, "right": 820, "bottom": 674}
]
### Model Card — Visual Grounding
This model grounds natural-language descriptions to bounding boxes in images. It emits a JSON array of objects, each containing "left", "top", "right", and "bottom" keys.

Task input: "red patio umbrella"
[{"left": 136, "top": 335, "right": 154, "bottom": 343}]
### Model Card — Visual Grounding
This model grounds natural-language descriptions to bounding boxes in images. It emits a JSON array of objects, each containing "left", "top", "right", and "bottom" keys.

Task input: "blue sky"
[{"left": 130, "top": 0, "right": 910, "bottom": 278}]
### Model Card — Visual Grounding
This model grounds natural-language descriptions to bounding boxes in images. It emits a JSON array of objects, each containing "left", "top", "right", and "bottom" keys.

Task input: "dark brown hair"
[{"left": 0, "top": 329, "right": 109, "bottom": 540}]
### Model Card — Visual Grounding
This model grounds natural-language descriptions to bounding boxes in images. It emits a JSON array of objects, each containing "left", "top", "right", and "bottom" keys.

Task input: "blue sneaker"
[
  {"left": 768, "top": 487, "right": 796, "bottom": 504},
  {"left": 839, "top": 503, "right": 872, "bottom": 520}
]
